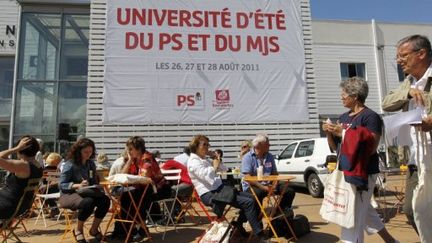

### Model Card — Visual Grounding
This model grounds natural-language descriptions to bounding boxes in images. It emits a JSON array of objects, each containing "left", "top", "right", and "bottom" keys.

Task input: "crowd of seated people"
[{"left": 0, "top": 133, "right": 299, "bottom": 243}]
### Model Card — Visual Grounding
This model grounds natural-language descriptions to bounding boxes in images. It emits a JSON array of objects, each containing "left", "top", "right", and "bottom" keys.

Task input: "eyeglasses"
[
  {"left": 395, "top": 49, "right": 421, "bottom": 61},
  {"left": 340, "top": 93, "right": 352, "bottom": 99},
  {"left": 241, "top": 145, "right": 249, "bottom": 149},
  {"left": 200, "top": 142, "right": 210, "bottom": 147}
]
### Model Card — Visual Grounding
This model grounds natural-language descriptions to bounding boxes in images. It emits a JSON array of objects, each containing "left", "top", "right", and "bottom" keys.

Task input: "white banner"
[{"left": 103, "top": 0, "right": 308, "bottom": 124}]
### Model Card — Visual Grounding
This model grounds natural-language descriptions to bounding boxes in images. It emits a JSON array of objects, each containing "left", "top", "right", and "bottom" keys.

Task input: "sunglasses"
[{"left": 241, "top": 145, "right": 249, "bottom": 149}]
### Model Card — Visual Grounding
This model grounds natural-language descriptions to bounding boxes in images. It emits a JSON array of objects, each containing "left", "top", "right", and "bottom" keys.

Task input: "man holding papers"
[{"left": 382, "top": 35, "right": 432, "bottom": 241}]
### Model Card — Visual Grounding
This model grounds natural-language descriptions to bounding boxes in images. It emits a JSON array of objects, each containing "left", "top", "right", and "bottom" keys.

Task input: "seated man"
[
  {"left": 187, "top": 134, "right": 269, "bottom": 241},
  {"left": 241, "top": 134, "right": 296, "bottom": 216}
]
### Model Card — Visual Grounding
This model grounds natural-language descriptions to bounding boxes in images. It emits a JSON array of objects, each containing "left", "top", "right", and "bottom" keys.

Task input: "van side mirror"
[{"left": 275, "top": 154, "right": 280, "bottom": 160}]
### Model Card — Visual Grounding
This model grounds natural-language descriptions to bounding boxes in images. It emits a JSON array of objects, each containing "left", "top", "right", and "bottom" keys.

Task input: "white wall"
[
  {"left": 86, "top": 0, "right": 320, "bottom": 166},
  {"left": 312, "top": 20, "right": 432, "bottom": 117},
  {"left": 0, "top": 0, "right": 18, "bottom": 55}
]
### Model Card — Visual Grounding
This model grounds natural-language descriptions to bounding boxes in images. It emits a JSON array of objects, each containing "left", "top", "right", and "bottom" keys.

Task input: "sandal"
[
  {"left": 89, "top": 229, "right": 103, "bottom": 242},
  {"left": 73, "top": 229, "right": 88, "bottom": 243}
]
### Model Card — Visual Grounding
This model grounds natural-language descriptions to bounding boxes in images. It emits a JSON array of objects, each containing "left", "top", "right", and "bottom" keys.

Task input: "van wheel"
[{"left": 307, "top": 173, "right": 324, "bottom": 198}]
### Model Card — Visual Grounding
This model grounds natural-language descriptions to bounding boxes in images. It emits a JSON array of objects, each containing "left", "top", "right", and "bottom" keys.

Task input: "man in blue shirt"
[{"left": 241, "top": 134, "right": 295, "bottom": 214}]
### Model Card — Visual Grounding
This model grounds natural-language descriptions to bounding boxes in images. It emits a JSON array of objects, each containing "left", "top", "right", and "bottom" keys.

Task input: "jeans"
[
  {"left": 200, "top": 187, "right": 262, "bottom": 235},
  {"left": 77, "top": 194, "right": 110, "bottom": 221}
]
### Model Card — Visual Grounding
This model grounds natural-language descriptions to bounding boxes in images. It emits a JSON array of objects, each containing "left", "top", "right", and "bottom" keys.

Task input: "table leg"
[{"left": 249, "top": 183, "right": 282, "bottom": 243}]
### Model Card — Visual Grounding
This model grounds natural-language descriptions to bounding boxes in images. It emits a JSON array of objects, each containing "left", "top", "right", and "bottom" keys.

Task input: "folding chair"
[
  {"left": 147, "top": 169, "right": 182, "bottom": 240},
  {"left": 59, "top": 209, "right": 76, "bottom": 242},
  {"left": 175, "top": 188, "right": 202, "bottom": 225},
  {"left": 0, "top": 177, "right": 41, "bottom": 243},
  {"left": 193, "top": 189, "right": 215, "bottom": 223},
  {"left": 34, "top": 171, "right": 61, "bottom": 227}
]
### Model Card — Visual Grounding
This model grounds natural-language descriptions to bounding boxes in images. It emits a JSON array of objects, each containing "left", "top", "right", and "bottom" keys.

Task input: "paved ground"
[{"left": 10, "top": 174, "right": 419, "bottom": 243}]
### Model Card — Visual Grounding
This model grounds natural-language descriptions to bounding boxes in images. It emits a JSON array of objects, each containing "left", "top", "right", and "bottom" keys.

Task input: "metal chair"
[
  {"left": 34, "top": 171, "right": 61, "bottom": 227},
  {"left": 175, "top": 187, "right": 202, "bottom": 224},
  {"left": 147, "top": 169, "right": 182, "bottom": 240},
  {"left": 0, "top": 177, "right": 41, "bottom": 243}
]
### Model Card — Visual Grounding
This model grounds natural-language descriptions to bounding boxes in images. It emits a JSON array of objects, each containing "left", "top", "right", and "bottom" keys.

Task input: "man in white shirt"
[
  {"left": 173, "top": 146, "right": 190, "bottom": 166},
  {"left": 382, "top": 34, "right": 432, "bottom": 236}
]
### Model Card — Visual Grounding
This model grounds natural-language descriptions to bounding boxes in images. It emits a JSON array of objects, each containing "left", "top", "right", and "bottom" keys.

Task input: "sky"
[{"left": 310, "top": 0, "right": 432, "bottom": 24}]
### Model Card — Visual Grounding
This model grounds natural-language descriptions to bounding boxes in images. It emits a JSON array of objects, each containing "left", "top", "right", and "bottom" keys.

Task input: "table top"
[
  {"left": 217, "top": 171, "right": 241, "bottom": 176},
  {"left": 243, "top": 174, "right": 295, "bottom": 182}
]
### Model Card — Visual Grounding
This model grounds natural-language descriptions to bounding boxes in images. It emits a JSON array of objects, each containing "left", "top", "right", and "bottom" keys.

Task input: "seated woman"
[
  {"left": 112, "top": 136, "right": 171, "bottom": 240},
  {"left": 44, "top": 152, "right": 62, "bottom": 171},
  {"left": 0, "top": 136, "right": 43, "bottom": 219},
  {"left": 59, "top": 138, "right": 110, "bottom": 243},
  {"left": 187, "top": 135, "right": 268, "bottom": 241}
]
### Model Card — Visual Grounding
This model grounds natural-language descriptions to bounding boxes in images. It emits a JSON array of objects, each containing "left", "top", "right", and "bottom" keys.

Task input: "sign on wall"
[{"left": 103, "top": 0, "right": 308, "bottom": 124}]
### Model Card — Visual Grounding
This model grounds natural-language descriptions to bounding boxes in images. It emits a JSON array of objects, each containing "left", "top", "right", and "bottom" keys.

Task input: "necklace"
[{"left": 349, "top": 106, "right": 365, "bottom": 116}]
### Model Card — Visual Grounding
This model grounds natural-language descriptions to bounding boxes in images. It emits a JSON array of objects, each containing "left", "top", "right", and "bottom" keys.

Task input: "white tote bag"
[
  {"left": 199, "top": 221, "right": 231, "bottom": 243},
  {"left": 412, "top": 131, "right": 432, "bottom": 243},
  {"left": 320, "top": 167, "right": 356, "bottom": 228},
  {"left": 320, "top": 130, "right": 356, "bottom": 229}
]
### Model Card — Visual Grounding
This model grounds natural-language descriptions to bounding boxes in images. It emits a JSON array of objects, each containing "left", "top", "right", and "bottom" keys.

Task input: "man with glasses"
[
  {"left": 241, "top": 134, "right": 296, "bottom": 217},
  {"left": 382, "top": 35, "right": 432, "bottom": 237}
]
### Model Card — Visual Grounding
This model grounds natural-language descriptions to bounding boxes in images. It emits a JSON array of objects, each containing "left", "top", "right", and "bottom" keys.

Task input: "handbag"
[
  {"left": 319, "top": 130, "right": 356, "bottom": 229},
  {"left": 199, "top": 221, "right": 232, "bottom": 243},
  {"left": 211, "top": 185, "right": 237, "bottom": 204},
  {"left": 76, "top": 186, "right": 105, "bottom": 198}
]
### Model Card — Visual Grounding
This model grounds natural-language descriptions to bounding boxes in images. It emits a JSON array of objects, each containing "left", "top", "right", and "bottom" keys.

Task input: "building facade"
[
  {"left": 11, "top": 0, "right": 90, "bottom": 155},
  {"left": 312, "top": 20, "right": 432, "bottom": 122},
  {"left": 8, "top": 0, "right": 432, "bottom": 166},
  {"left": 0, "top": 0, "right": 18, "bottom": 151}
]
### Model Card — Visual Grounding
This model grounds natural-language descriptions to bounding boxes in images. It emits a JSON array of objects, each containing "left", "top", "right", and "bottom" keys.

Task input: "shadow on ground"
[{"left": 294, "top": 230, "right": 340, "bottom": 243}]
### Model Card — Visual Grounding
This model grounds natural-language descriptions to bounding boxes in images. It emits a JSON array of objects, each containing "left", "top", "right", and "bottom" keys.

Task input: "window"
[
  {"left": 397, "top": 64, "right": 406, "bottom": 82},
  {"left": 340, "top": 63, "right": 365, "bottom": 80},
  {"left": 295, "top": 140, "right": 314, "bottom": 158},
  {"left": 14, "top": 82, "right": 56, "bottom": 135},
  {"left": 58, "top": 82, "right": 87, "bottom": 140},
  {"left": 14, "top": 12, "right": 89, "bottom": 153},
  {"left": 279, "top": 143, "right": 297, "bottom": 160},
  {"left": 60, "top": 15, "right": 90, "bottom": 80},
  {"left": 19, "top": 14, "right": 61, "bottom": 80},
  {"left": 0, "top": 57, "right": 14, "bottom": 119}
]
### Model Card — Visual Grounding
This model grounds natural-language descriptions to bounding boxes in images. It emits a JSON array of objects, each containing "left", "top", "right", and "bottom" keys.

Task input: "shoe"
[
  {"left": 155, "top": 216, "right": 169, "bottom": 226},
  {"left": 132, "top": 232, "right": 143, "bottom": 242},
  {"left": 49, "top": 208, "right": 60, "bottom": 218},
  {"left": 73, "top": 229, "right": 88, "bottom": 243},
  {"left": 108, "top": 232, "right": 126, "bottom": 240},
  {"left": 89, "top": 229, "right": 103, "bottom": 242},
  {"left": 231, "top": 221, "right": 250, "bottom": 238},
  {"left": 145, "top": 219, "right": 156, "bottom": 228},
  {"left": 257, "top": 231, "right": 271, "bottom": 243}
]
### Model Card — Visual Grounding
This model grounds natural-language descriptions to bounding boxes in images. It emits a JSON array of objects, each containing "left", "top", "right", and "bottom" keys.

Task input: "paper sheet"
[{"left": 383, "top": 109, "right": 423, "bottom": 146}]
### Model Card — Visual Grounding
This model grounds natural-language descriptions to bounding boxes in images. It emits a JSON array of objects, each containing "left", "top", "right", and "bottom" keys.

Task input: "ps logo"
[
  {"left": 175, "top": 90, "right": 204, "bottom": 110},
  {"left": 177, "top": 95, "right": 195, "bottom": 106}
]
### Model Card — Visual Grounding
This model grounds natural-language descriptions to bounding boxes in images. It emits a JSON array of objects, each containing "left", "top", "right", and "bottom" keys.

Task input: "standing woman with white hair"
[{"left": 322, "top": 77, "right": 398, "bottom": 243}]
